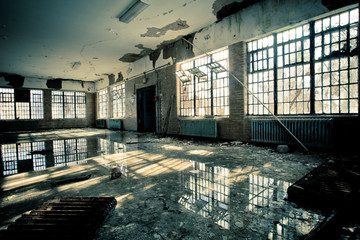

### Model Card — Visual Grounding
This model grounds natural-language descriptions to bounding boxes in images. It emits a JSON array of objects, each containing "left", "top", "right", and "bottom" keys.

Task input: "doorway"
[{"left": 137, "top": 85, "right": 156, "bottom": 132}]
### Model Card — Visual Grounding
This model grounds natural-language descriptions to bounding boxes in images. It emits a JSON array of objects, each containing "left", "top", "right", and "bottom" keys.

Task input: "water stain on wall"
[
  {"left": 161, "top": 33, "right": 195, "bottom": 63},
  {"left": 141, "top": 19, "right": 189, "bottom": 38}
]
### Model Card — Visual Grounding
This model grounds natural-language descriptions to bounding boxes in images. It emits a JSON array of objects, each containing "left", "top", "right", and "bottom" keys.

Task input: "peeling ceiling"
[{"left": 0, "top": 0, "right": 241, "bottom": 82}]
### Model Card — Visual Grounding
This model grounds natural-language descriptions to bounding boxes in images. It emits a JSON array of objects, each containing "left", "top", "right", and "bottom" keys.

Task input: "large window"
[
  {"left": 0, "top": 88, "right": 43, "bottom": 120},
  {"left": 98, "top": 89, "right": 109, "bottom": 119},
  {"left": 52, "top": 91, "right": 86, "bottom": 119},
  {"left": 247, "top": 7, "right": 359, "bottom": 115},
  {"left": 112, "top": 84, "right": 125, "bottom": 118},
  {"left": 178, "top": 49, "right": 229, "bottom": 117}
]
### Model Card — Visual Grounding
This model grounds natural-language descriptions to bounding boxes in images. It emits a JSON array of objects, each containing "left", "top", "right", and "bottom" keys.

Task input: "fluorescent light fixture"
[
  {"left": 176, "top": 70, "right": 191, "bottom": 84},
  {"left": 206, "top": 62, "right": 227, "bottom": 73},
  {"left": 187, "top": 67, "right": 207, "bottom": 78},
  {"left": 118, "top": 0, "right": 149, "bottom": 23}
]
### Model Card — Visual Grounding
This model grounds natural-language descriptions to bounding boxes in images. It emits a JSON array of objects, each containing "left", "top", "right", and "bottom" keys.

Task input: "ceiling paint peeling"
[
  {"left": 141, "top": 19, "right": 189, "bottom": 38},
  {"left": 71, "top": 61, "right": 82, "bottom": 70},
  {"left": 0, "top": 0, "right": 218, "bottom": 81},
  {"left": 119, "top": 44, "right": 154, "bottom": 63}
]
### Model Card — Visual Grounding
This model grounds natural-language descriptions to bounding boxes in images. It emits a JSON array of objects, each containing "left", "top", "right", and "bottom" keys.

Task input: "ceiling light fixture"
[{"left": 118, "top": 0, "right": 149, "bottom": 23}]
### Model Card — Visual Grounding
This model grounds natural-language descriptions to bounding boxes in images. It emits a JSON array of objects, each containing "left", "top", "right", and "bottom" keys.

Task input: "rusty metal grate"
[
  {"left": 0, "top": 197, "right": 117, "bottom": 240},
  {"left": 287, "top": 160, "right": 360, "bottom": 212}
]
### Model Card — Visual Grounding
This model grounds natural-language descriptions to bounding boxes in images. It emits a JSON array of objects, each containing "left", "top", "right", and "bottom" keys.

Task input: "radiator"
[
  {"left": 251, "top": 118, "right": 333, "bottom": 148},
  {"left": 109, "top": 119, "right": 122, "bottom": 130},
  {"left": 179, "top": 119, "right": 218, "bottom": 138},
  {"left": 95, "top": 119, "right": 106, "bottom": 128}
]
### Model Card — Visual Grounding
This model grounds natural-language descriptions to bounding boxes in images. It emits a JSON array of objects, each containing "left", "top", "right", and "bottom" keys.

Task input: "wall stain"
[
  {"left": 141, "top": 19, "right": 189, "bottom": 38},
  {"left": 161, "top": 33, "right": 195, "bottom": 62},
  {"left": 149, "top": 48, "right": 162, "bottom": 68},
  {"left": 108, "top": 74, "right": 115, "bottom": 85}
]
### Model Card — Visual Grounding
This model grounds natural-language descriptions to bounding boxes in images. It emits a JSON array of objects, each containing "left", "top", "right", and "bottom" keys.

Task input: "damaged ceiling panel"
[{"left": 0, "top": 0, "right": 218, "bottom": 81}]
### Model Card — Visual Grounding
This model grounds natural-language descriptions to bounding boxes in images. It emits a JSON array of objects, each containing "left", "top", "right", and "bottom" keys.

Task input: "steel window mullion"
[
  {"left": 274, "top": 33, "right": 278, "bottom": 115},
  {"left": 310, "top": 21, "right": 316, "bottom": 115},
  {"left": 358, "top": 7, "right": 360, "bottom": 115}
]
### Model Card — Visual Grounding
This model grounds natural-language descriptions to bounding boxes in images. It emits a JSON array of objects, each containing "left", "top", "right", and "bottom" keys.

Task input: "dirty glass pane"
[
  {"left": 248, "top": 35, "right": 275, "bottom": 115},
  {"left": 0, "top": 88, "right": 15, "bottom": 120},
  {"left": 75, "top": 92, "right": 86, "bottom": 118},
  {"left": 64, "top": 92, "right": 75, "bottom": 119},
  {"left": 15, "top": 102, "right": 30, "bottom": 119},
  {"left": 30, "top": 90, "right": 44, "bottom": 119},
  {"left": 314, "top": 8, "right": 359, "bottom": 114},
  {"left": 179, "top": 60, "right": 195, "bottom": 117},
  {"left": 112, "top": 84, "right": 125, "bottom": 118},
  {"left": 98, "top": 89, "right": 108, "bottom": 119},
  {"left": 52, "top": 91, "right": 64, "bottom": 119},
  {"left": 212, "top": 49, "right": 229, "bottom": 116},
  {"left": 179, "top": 49, "right": 229, "bottom": 117},
  {"left": 277, "top": 24, "right": 311, "bottom": 115}
]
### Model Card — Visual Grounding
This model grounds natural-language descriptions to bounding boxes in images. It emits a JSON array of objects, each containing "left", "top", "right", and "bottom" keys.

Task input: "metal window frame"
[{"left": 247, "top": 7, "right": 359, "bottom": 116}]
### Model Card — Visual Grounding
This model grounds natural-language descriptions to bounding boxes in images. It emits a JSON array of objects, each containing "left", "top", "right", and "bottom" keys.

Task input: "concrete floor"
[{"left": 0, "top": 128, "right": 354, "bottom": 239}]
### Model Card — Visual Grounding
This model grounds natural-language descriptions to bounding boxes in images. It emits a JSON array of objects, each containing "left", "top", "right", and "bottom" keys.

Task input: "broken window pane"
[{"left": 98, "top": 89, "right": 108, "bottom": 119}]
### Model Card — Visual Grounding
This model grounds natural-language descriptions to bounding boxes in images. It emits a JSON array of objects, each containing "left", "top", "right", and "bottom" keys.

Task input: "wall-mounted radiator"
[
  {"left": 95, "top": 119, "right": 106, "bottom": 128},
  {"left": 251, "top": 118, "right": 333, "bottom": 148},
  {"left": 179, "top": 119, "right": 218, "bottom": 138},
  {"left": 109, "top": 119, "right": 122, "bottom": 130}
]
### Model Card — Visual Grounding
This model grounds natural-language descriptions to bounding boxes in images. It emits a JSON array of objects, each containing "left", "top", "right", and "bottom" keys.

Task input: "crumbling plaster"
[
  {"left": 102, "top": 0, "right": 334, "bottom": 87},
  {"left": 0, "top": 76, "right": 95, "bottom": 92}
]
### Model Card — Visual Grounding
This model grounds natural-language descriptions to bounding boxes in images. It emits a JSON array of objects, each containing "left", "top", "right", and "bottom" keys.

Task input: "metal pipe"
[
  {"left": 181, "top": 37, "right": 309, "bottom": 152},
  {"left": 125, "top": 63, "right": 171, "bottom": 81}
]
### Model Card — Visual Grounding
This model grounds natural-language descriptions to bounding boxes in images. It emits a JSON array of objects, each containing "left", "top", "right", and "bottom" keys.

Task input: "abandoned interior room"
[{"left": 0, "top": 0, "right": 360, "bottom": 239}]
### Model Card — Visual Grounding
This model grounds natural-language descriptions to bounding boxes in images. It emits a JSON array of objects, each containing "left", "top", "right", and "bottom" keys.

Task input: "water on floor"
[{"left": 0, "top": 128, "right": 333, "bottom": 239}]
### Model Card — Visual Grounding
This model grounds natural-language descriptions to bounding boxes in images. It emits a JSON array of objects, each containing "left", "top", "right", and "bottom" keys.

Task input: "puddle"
[
  {"left": 0, "top": 130, "right": 140, "bottom": 176},
  {"left": 1, "top": 129, "right": 328, "bottom": 239},
  {"left": 177, "top": 161, "right": 324, "bottom": 239}
]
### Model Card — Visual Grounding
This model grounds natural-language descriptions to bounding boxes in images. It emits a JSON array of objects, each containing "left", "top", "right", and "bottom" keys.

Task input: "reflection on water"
[
  {"left": 1, "top": 142, "right": 46, "bottom": 175},
  {"left": 248, "top": 174, "right": 323, "bottom": 239},
  {"left": 178, "top": 164, "right": 323, "bottom": 238},
  {"left": 98, "top": 138, "right": 126, "bottom": 155},
  {"left": 179, "top": 161, "right": 230, "bottom": 229},
  {"left": 53, "top": 138, "right": 88, "bottom": 167},
  {"left": 0, "top": 134, "right": 130, "bottom": 176}
]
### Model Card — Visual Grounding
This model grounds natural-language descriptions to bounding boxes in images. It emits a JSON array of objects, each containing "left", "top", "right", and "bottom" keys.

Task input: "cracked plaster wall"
[
  {"left": 97, "top": 0, "right": 357, "bottom": 141},
  {"left": 0, "top": 76, "right": 95, "bottom": 92}
]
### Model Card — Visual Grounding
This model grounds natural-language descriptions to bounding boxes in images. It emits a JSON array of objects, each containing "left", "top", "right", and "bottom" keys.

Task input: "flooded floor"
[{"left": 0, "top": 128, "right": 356, "bottom": 239}]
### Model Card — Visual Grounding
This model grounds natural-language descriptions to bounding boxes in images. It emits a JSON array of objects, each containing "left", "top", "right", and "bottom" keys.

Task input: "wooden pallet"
[
  {"left": 287, "top": 160, "right": 360, "bottom": 213},
  {"left": 0, "top": 197, "right": 117, "bottom": 240}
]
